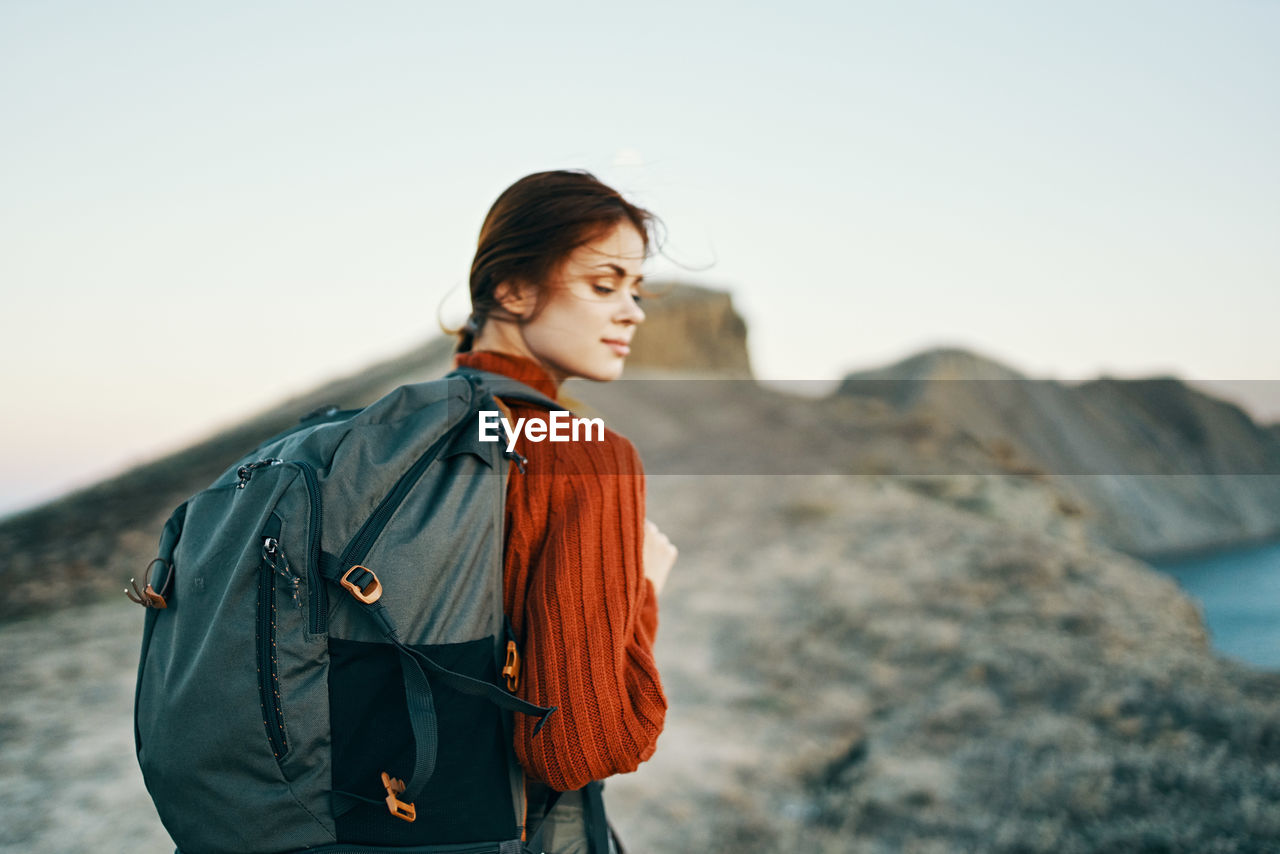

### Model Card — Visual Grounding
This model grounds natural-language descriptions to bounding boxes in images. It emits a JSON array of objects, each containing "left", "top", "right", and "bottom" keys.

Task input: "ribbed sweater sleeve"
[
  {"left": 508, "top": 438, "right": 666, "bottom": 791},
  {"left": 453, "top": 350, "right": 667, "bottom": 792}
]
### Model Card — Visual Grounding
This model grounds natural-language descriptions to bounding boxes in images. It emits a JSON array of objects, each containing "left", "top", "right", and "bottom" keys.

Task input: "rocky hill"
[
  {"left": 0, "top": 334, "right": 455, "bottom": 619},
  {"left": 2, "top": 286, "right": 1279, "bottom": 852},
  {"left": 837, "top": 347, "right": 1280, "bottom": 557},
  {"left": 603, "top": 472, "right": 1280, "bottom": 852},
  {"left": 623, "top": 280, "right": 753, "bottom": 377},
  {"left": 0, "top": 283, "right": 750, "bottom": 620}
]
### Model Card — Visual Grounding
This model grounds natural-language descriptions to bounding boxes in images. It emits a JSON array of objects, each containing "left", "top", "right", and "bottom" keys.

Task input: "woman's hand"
[{"left": 642, "top": 518, "right": 678, "bottom": 596}]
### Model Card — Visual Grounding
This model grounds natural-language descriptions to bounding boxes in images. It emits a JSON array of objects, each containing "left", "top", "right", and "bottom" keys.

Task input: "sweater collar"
[{"left": 453, "top": 350, "right": 560, "bottom": 401}]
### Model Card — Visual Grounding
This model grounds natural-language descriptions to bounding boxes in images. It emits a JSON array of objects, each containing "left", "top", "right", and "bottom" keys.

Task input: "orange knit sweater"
[{"left": 453, "top": 350, "right": 667, "bottom": 792}]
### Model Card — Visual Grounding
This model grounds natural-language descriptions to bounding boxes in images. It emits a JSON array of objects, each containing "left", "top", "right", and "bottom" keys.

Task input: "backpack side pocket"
[{"left": 135, "top": 468, "right": 336, "bottom": 853}]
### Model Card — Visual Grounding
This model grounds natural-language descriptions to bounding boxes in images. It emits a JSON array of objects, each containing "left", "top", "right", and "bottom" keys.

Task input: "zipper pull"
[
  {"left": 262, "top": 536, "right": 303, "bottom": 607},
  {"left": 237, "top": 458, "right": 282, "bottom": 489}
]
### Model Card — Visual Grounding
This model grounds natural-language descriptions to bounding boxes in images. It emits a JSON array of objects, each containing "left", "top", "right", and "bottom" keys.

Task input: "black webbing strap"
[
  {"left": 524, "top": 789, "right": 563, "bottom": 851},
  {"left": 582, "top": 781, "right": 610, "bottom": 854},
  {"left": 328, "top": 642, "right": 437, "bottom": 819},
  {"left": 523, "top": 785, "right": 606, "bottom": 854},
  {"left": 320, "top": 553, "right": 556, "bottom": 816},
  {"left": 397, "top": 644, "right": 438, "bottom": 796}
]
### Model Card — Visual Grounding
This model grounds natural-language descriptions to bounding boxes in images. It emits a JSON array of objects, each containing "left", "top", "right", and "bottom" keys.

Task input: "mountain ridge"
[
  {"left": 1, "top": 291, "right": 1277, "bottom": 617},
  {"left": 836, "top": 346, "right": 1280, "bottom": 556}
]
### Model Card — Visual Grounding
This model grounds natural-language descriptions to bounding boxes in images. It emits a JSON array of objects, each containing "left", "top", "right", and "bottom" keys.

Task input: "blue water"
[{"left": 1151, "top": 540, "right": 1280, "bottom": 671}]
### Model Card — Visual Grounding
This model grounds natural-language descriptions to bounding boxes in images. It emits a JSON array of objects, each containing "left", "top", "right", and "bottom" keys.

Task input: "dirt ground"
[
  {"left": 3, "top": 474, "right": 1277, "bottom": 853},
  {"left": 0, "top": 599, "right": 173, "bottom": 853}
]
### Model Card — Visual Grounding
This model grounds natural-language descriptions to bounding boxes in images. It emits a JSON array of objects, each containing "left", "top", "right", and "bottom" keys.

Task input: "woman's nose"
[{"left": 620, "top": 295, "right": 646, "bottom": 325}]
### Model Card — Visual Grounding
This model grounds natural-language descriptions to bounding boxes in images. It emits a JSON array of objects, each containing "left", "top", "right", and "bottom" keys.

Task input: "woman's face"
[{"left": 514, "top": 222, "right": 647, "bottom": 384}]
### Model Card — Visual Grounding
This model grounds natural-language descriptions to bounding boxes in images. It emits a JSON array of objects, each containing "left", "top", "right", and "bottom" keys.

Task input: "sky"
[{"left": 2, "top": 0, "right": 1278, "bottom": 517}]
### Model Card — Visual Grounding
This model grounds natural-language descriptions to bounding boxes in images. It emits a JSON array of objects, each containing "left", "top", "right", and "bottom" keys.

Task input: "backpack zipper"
[
  {"left": 292, "top": 461, "right": 327, "bottom": 635},
  {"left": 237, "top": 457, "right": 282, "bottom": 488},
  {"left": 258, "top": 515, "right": 289, "bottom": 760},
  {"left": 240, "top": 459, "right": 326, "bottom": 634},
  {"left": 336, "top": 415, "right": 469, "bottom": 573}
]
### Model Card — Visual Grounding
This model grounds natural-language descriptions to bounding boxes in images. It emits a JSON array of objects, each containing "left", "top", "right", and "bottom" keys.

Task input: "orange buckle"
[
  {"left": 381, "top": 771, "right": 416, "bottom": 822},
  {"left": 125, "top": 561, "right": 168, "bottom": 609},
  {"left": 340, "top": 565, "right": 382, "bottom": 604},
  {"left": 503, "top": 640, "right": 521, "bottom": 692},
  {"left": 125, "top": 581, "right": 167, "bottom": 609}
]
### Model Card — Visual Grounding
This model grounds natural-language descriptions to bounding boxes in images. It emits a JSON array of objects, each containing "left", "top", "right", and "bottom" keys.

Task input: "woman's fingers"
[{"left": 643, "top": 518, "right": 678, "bottom": 596}]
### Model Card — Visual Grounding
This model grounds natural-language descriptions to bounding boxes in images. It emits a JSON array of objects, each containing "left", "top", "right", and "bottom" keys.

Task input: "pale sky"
[{"left": 2, "top": 0, "right": 1278, "bottom": 517}]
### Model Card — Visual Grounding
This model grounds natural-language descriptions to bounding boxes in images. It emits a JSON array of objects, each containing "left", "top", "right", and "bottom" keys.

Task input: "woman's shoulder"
[
  {"left": 500, "top": 399, "right": 644, "bottom": 478},
  {"left": 453, "top": 350, "right": 643, "bottom": 475}
]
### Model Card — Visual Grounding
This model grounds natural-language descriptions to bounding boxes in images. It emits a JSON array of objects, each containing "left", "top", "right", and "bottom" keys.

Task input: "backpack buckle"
[
  {"left": 503, "top": 640, "right": 521, "bottom": 692},
  {"left": 125, "top": 558, "right": 170, "bottom": 609},
  {"left": 381, "top": 771, "right": 416, "bottom": 822},
  {"left": 340, "top": 565, "right": 382, "bottom": 604}
]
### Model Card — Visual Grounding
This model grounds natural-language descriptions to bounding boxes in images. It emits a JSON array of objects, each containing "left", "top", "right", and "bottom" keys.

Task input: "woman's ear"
[{"left": 493, "top": 279, "right": 538, "bottom": 318}]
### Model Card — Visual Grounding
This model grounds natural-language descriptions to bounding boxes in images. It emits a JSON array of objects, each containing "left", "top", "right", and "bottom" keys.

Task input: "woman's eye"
[{"left": 592, "top": 284, "right": 616, "bottom": 296}]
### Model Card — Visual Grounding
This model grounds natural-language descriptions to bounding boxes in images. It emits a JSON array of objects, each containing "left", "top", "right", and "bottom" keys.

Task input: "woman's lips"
[{"left": 603, "top": 339, "right": 631, "bottom": 356}]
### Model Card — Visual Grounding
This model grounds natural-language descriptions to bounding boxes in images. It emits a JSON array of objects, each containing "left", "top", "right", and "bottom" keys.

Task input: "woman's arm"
[{"left": 511, "top": 434, "right": 668, "bottom": 792}]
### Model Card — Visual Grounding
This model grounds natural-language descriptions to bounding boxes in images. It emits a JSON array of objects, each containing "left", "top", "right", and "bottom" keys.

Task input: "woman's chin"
[{"left": 582, "top": 361, "right": 625, "bottom": 383}]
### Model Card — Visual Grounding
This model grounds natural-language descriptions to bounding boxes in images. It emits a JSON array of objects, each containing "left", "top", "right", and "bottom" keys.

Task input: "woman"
[{"left": 451, "top": 169, "right": 679, "bottom": 854}]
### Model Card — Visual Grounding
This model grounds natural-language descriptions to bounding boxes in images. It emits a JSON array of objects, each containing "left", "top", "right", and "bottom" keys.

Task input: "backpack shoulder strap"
[{"left": 447, "top": 366, "right": 562, "bottom": 412}]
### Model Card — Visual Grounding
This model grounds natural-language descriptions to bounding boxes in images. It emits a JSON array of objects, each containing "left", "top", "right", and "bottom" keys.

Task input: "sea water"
[{"left": 1151, "top": 540, "right": 1280, "bottom": 671}]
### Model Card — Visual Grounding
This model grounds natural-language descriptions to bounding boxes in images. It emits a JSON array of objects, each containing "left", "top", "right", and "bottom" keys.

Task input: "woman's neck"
[{"left": 470, "top": 323, "right": 565, "bottom": 390}]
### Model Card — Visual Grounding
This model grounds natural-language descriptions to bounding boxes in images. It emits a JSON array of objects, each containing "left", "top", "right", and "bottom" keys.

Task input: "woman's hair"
[{"left": 452, "top": 169, "right": 662, "bottom": 353}]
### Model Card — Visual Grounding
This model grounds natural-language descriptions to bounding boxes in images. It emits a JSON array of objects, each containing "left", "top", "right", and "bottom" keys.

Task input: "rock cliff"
[
  {"left": 837, "top": 347, "right": 1280, "bottom": 556},
  {"left": 622, "top": 280, "right": 753, "bottom": 377}
]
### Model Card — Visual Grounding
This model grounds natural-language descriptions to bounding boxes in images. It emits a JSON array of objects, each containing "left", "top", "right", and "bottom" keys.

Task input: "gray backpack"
[{"left": 132, "top": 367, "right": 565, "bottom": 854}]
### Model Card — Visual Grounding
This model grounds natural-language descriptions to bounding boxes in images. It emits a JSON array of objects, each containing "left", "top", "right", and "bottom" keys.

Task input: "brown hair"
[{"left": 452, "top": 169, "right": 662, "bottom": 353}]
